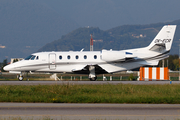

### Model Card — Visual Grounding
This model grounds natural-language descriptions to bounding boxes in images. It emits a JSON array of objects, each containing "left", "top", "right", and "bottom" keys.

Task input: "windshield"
[{"left": 25, "top": 55, "right": 36, "bottom": 60}]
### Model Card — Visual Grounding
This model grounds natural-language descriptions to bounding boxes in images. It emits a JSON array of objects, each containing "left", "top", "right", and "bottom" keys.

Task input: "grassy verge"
[{"left": 0, "top": 84, "right": 180, "bottom": 103}]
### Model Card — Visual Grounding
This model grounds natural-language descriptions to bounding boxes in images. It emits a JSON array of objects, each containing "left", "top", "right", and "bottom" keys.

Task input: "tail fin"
[{"left": 148, "top": 25, "right": 176, "bottom": 52}]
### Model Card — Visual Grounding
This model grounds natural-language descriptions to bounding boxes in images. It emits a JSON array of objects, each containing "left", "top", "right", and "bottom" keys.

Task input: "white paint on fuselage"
[
  {"left": 4, "top": 47, "right": 165, "bottom": 73},
  {"left": 3, "top": 25, "right": 177, "bottom": 78}
]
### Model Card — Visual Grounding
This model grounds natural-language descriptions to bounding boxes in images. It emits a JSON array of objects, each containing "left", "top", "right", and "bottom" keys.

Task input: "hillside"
[{"left": 39, "top": 20, "right": 180, "bottom": 55}]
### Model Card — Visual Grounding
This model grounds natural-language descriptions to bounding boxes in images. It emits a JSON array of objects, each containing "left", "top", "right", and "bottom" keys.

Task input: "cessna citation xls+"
[{"left": 4, "top": 25, "right": 177, "bottom": 81}]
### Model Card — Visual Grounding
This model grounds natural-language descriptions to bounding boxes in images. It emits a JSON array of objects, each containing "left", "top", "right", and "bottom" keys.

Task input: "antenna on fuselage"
[
  {"left": 80, "top": 48, "right": 84, "bottom": 52},
  {"left": 90, "top": 34, "right": 93, "bottom": 51}
]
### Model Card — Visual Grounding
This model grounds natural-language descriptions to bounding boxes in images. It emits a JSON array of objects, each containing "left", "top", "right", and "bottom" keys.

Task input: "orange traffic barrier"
[{"left": 139, "top": 67, "right": 169, "bottom": 81}]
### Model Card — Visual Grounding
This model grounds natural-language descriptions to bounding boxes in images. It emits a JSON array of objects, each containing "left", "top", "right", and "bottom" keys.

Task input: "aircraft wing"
[
  {"left": 72, "top": 64, "right": 108, "bottom": 75},
  {"left": 71, "top": 52, "right": 137, "bottom": 75}
]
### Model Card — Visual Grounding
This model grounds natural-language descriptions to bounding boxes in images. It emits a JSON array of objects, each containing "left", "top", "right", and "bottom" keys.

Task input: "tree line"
[
  {"left": 0, "top": 59, "right": 7, "bottom": 72},
  {"left": 158, "top": 54, "right": 179, "bottom": 71}
]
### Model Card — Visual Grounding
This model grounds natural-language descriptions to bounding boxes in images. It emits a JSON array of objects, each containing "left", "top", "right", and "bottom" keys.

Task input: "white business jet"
[{"left": 4, "top": 25, "right": 176, "bottom": 81}]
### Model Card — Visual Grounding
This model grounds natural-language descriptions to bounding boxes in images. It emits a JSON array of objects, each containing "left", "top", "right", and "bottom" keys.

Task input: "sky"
[
  {"left": 0, "top": 0, "right": 180, "bottom": 61},
  {"left": 36, "top": 0, "right": 180, "bottom": 30}
]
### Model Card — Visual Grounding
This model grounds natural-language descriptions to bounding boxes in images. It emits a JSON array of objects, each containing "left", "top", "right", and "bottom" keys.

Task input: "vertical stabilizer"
[{"left": 148, "top": 25, "right": 176, "bottom": 51}]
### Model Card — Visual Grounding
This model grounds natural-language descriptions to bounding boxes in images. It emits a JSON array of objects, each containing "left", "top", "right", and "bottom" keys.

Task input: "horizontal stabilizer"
[{"left": 149, "top": 43, "right": 166, "bottom": 51}]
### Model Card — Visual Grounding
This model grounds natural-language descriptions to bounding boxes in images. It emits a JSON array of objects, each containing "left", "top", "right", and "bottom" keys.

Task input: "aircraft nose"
[{"left": 3, "top": 64, "right": 13, "bottom": 71}]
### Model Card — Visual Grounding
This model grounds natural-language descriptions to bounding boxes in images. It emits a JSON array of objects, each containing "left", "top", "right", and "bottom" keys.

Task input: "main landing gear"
[
  {"left": 89, "top": 76, "right": 97, "bottom": 81},
  {"left": 89, "top": 66, "right": 97, "bottom": 81}
]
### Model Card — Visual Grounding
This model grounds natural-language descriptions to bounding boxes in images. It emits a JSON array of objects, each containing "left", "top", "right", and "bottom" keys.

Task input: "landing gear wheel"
[
  {"left": 18, "top": 75, "right": 23, "bottom": 81},
  {"left": 89, "top": 76, "right": 97, "bottom": 81}
]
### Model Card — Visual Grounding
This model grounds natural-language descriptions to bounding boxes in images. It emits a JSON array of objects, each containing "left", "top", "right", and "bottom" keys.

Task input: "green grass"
[{"left": 0, "top": 84, "right": 180, "bottom": 103}]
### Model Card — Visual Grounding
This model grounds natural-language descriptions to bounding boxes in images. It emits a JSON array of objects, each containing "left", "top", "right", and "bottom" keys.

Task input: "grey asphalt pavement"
[
  {"left": 0, "top": 80, "right": 179, "bottom": 85},
  {"left": 0, "top": 103, "right": 180, "bottom": 120}
]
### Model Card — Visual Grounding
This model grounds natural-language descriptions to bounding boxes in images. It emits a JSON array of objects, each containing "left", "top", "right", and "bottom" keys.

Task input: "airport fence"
[{"left": 0, "top": 71, "right": 179, "bottom": 81}]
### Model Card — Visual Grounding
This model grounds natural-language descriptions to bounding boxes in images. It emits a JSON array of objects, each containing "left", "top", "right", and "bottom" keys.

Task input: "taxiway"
[{"left": 0, "top": 80, "right": 179, "bottom": 85}]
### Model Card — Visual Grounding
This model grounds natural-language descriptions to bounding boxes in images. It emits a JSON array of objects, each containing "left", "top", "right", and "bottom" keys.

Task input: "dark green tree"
[
  {"left": 1, "top": 59, "right": 8, "bottom": 72},
  {"left": 158, "top": 55, "right": 179, "bottom": 71}
]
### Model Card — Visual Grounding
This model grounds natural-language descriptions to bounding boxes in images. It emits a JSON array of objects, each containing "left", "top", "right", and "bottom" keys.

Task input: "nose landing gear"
[
  {"left": 17, "top": 74, "right": 23, "bottom": 81},
  {"left": 17, "top": 72, "right": 29, "bottom": 81}
]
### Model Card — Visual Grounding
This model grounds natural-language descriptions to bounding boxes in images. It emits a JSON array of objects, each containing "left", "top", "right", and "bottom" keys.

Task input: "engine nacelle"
[{"left": 101, "top": 50, "right": 126, "bottom": 62}]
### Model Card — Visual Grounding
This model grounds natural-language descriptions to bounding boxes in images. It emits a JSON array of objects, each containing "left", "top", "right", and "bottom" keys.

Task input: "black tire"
[
  {"left": 18, "top": 75, "right": 23, "bottom": 81},
  {"left": 89, "top": 76, "right": 97, "bottom": 81}
]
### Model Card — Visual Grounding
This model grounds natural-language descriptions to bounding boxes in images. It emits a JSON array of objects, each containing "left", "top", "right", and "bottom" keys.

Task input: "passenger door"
[{"left": 49, "top": 53, "right": 56, "bottom": 70}]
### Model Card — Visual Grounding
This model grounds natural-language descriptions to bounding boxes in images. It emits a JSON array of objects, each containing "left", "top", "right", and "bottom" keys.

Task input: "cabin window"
[
  {"left": 94, "top": 55, "right": 97, "bottom": 59},
  {"left": 59, "top": 55, "right": 62, "bottom": 60},
  {"left": 67, "top": 55, "right": 70, "bottom": 59},
  {"left": 84, "top": 55, "right": 87, "bottom": 59},
  {"left": 75, "top": 55, "right": 79, "bottom": 59}
]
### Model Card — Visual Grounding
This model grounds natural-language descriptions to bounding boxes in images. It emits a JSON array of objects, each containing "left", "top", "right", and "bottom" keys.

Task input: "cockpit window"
[
  {"left": 30, "top": 55, "right": 36, "bottom": 60},
  {"left": 36, "top": 56, "right": 39, "bottom": 60},
  {"left": 25, "top": 55, "right": 36, "bottom": 60},
  {"left": 25, "top": 55, "right": 33, "bottom": 60}
]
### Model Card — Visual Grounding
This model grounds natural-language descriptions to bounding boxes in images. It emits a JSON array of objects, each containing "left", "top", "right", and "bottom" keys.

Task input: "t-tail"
[{"left": 148, "top": 25, "right": 176, "bottom": 52}]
